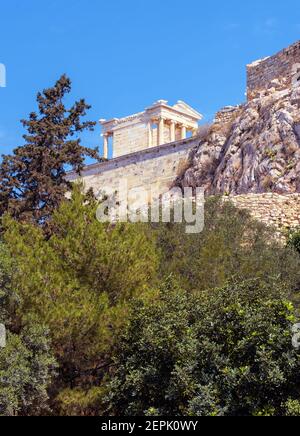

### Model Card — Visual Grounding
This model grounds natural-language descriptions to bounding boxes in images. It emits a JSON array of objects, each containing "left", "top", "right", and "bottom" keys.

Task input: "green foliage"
[
  {"left": 0, "top": 323, "right": 57, "bottom": 416},
  {"left": 0, "top": 244, "right": 56, "bottom": 416},
  {"left": 56, "top": 386, "right": 109, "bottom": 417},
  {"left": 154, "top": 197, "right": 300, "bottom": 294},
  {"left": 107, "top": 278, "right": 300, "bottom": 416},
  {"left": 2, "top": 186, "right": 159, "bottom": 414},
  {"left": 2, "top": 187, "right": 300, "bottom": 416},
  {"left": 287, "top": 228, "right": 300, "bottom": 255},
  {"left": 284, "top": 399, "right": 300, "bottom": 416},
  {"left": 0, "top": 75, "right": 100, "bottom": 225},
  {"left": 0, "top": 244, "right": 14, "bottom": 323}
]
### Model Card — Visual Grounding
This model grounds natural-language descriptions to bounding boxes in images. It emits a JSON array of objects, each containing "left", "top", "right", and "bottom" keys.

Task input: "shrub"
[
  {"left": 153, "top": 197, "right": 300, "bottom": 295},
  {"left": 107, "top": 279, "right": 300, "bottom": 416},
  {"left": 287, "top": 228, "right": 300, "bottom": 255}
]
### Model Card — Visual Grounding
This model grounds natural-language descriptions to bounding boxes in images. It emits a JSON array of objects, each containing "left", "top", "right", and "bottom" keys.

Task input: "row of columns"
[
  {"left": 103, "top": 118, "right": 196, "bottom": 159},
  {"left": 151, "top": 117, "right": 189, "bottom": 148}
]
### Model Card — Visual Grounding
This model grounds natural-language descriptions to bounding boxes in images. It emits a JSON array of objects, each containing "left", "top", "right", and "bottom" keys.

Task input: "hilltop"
[{"left": 179, "top": 42, "right": 300, "bottom": 195}]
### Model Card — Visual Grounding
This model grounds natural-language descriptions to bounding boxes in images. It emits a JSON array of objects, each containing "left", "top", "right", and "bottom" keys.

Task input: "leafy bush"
[
  {"left": 287, "top": 228, "right": 300, "bottom": 255},
  {"left": 154, "top": 197, "right": 300, "bottom": 295},
  {"left": 107, "top": 278, "right": 300, "bottom": 416}
]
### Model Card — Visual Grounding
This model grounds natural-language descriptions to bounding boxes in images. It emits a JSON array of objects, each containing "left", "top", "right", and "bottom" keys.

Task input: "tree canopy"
[
  {"left": 107, "top": 278, "right": 300, "bottom": 417},
  {"left": 2, "top": 186, "right": 159, "bottom": 415},
  {"left": 0, "top": 75, "right": 100, "bottom": 225}
]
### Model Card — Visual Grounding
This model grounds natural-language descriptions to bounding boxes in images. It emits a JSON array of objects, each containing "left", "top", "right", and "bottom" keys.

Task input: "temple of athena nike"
[{"left": 100, "top": 100, "right": 203, "bottom": 158}]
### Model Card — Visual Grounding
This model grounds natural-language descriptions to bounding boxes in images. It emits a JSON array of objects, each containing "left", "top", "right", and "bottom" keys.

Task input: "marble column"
[
  {"left": 103, "top": 134, "right": 109, "bottom": 159},
  {"left": 181, "top": 125, "right": 187, "bottom": 140},
  {"left": 148, "top": 122, "right": 153, "bottom": 148},
  {"left": 158, "top": 117, "right": 165, "bottom": 146},
  {"left": 170, "top": 120, "right": 176, "bottom": 142}
]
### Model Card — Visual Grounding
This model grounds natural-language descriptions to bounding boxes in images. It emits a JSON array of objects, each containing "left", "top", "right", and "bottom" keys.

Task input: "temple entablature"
[{"left": 100, "top": 100, "right": 202, "bottom": 159}]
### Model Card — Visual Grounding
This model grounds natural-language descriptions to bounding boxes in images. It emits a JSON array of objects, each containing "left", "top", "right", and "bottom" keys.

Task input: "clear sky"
[{"left": 0, "top": 0, "right": 300, "bottom": 157}]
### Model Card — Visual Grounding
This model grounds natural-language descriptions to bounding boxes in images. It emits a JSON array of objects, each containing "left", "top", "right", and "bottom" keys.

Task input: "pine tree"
[
  {"left": 0, "top": 244, "right": 57, "bottom": 416},
  {"left": 0, "top": 75, "right": 101, "bottom": 224},
  {"left": 2, "top": 187, "right": 159, "bottom": 415}
]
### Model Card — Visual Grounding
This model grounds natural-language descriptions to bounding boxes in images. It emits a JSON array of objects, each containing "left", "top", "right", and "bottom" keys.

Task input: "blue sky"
[{"left": 0, "top": 0, "right": 300, "bottom": 157}]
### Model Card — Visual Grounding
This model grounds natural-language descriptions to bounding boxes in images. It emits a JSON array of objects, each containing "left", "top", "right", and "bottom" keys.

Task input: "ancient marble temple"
[{"left": 100, "top": 100, "right": 203, "bottom": 158}]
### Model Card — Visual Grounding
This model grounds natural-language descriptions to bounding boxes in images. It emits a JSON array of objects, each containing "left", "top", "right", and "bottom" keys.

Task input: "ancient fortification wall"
[
  {"left": 68, "top": 136, "right": 198, "bottom": 200},
  {"left": 228, "top": 194, "right": 300, "bottom": 235},
  {"left": 214, "top": 105, "right": 242, "bottom": 125},
  {"left": 247, "top": 40, "right": 300, "bottom": 100},
  {"left": 69, "top": 141, "right": 300, "bottom": 236}
]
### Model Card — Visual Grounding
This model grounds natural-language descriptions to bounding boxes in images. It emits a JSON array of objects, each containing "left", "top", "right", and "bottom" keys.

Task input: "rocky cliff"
[{"left": 180, "top": 85, "right": 300, "bottom": 195}]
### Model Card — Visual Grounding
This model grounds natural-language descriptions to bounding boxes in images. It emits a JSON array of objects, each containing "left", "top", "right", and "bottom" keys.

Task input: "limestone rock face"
[{"left": 180, "top": 88, "right": 300, "bottom": 195}]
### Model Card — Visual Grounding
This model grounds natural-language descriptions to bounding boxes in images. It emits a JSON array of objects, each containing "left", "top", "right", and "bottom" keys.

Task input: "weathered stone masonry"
[
  {"left": 247, "top": 40, "right": 300, "bottom": 100},
  {"left": 228, "top": 194, "right": 300, "bottom": 236},
  {"left": 214, "top": 105, "right": 243, "bottom": 126},
  {"left": 68, "top": 136, "right": 199, "bottom": 201},
  {"left": 71, "top": 144, "right": 300, "bottom": 236}
]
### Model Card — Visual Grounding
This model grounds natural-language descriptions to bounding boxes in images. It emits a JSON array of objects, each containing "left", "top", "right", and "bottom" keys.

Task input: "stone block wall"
[
  {"left": 113, "top": 121, "right": 149, "bottom": 157},
  {"left": 68, "top": 136, "right": 198, "bottom": 203},
  {"left": 112, "top": 122, "right": 188, "bottom": 158},
  {"left": 214, "top": 105, "right": 242, "bottom": 125},
  {"left": 69, "top": 145, "right": 300, "bottom": 240},
  {"left": 247, "top": 41, "right": 300, "bottom": 100},
  {"left": 228, "top": 193, "right": 300, "bottom": 237}
]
